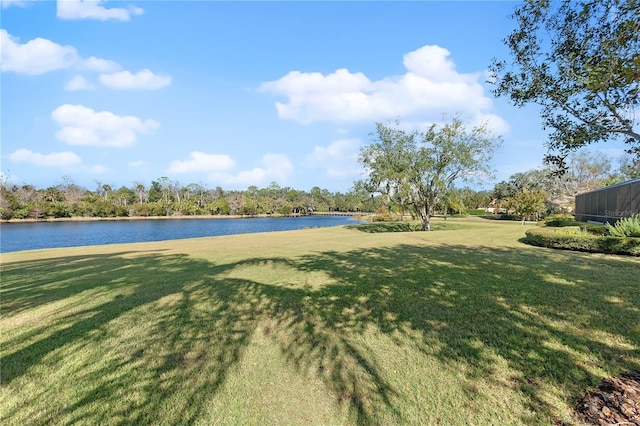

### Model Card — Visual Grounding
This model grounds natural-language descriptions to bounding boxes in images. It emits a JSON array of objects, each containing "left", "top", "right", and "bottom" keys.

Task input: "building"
[{"left": 574, "top": 178, "right": 640, "bottom": 224}]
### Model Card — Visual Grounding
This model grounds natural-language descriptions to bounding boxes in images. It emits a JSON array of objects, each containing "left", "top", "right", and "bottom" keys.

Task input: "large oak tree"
[{"left": 490, "top": 0, "right": 640, "bottom": 169}]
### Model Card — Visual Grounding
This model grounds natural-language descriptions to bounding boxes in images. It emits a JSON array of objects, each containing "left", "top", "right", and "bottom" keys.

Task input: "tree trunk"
[{"left": 420, "top": 203, "right": 431, "bottom": 231}]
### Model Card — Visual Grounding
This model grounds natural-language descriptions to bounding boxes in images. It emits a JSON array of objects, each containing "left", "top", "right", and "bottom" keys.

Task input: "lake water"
[{"left": 0, "top": 216, "right": 362, "bottom": 253}]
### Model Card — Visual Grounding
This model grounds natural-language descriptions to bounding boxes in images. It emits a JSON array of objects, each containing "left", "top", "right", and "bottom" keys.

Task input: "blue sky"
[{"left": 1, "top": 0, "right": 629, "bottom": 193}]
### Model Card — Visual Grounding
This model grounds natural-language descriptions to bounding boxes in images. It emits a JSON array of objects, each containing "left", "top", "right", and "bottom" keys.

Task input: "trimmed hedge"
[
  {"left": 544, "top": 219, "right": 583, "bottom": 227},
  {"left": 524, "top": 227, "right": 640, "bottom": 256},
  {"left": 347, "top": 221, "right": 423, "bottom": 233}
]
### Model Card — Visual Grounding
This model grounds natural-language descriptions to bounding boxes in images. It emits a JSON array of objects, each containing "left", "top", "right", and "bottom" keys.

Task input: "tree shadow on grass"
[
  {"left": 0, "top": 250, "right": 170, "bottom": 315},
  {"left": 281, "top": 243, "right": 639, "bottom": 422},
  {"left": 1, "top": 242, "right": 639, "bottom": 425}
]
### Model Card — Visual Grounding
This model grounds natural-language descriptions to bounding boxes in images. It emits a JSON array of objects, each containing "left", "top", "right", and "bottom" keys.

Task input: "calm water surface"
[{"left": 0, "top": 216, "right": 361, "bottom": 253}]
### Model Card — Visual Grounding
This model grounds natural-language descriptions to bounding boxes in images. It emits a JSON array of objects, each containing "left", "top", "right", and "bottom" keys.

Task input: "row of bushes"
[
  {"left": 347, "top": 222, "right": 423, "bottom": 233},
  {"left": 524, "top": 227, "right": 640, "bottom": 256}
]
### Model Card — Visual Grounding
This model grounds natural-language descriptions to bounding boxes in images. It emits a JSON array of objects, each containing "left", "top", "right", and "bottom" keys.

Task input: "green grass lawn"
[{"left": 1, "top": 218, "right": 639, "bottom": 425}]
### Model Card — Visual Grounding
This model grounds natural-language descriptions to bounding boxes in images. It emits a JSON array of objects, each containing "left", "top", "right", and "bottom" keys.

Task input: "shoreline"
[
  {"left": 0, "top": 213, "right": 368, "bottom": 224},
  {"left": 0, "top": 214, "right": 288, "bottom": 224}
]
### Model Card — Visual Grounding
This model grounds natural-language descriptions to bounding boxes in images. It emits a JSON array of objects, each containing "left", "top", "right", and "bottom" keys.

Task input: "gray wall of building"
[{"left": 575, "top": 178, "right": 640, "bottom": 224}]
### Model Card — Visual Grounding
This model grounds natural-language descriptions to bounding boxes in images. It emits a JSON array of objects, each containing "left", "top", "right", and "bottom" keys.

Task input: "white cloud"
[
  {"left": 168, "top": 152, "right": 236, "bottom": 174},
  {"left": 81, "top": 56, "right": 121, "bottom": 72},
  {"left": 57, "top": 0, "right": 143, "bottom": 21},
  {"left": 2, "top": 0, "right": 30, "bottom": 8},
  {"left": 402, "top": 45, "right": 477, "bottom": 83},
  {"left": 260, "top": 44, "right": 508, "bottom": 133},
  {"left": 307, "top": 138, "right": 360, "bottom": 163},
  {"left": 305, "top": 139, "right": 363, "bottom": 179},
  {"left": 51, "top": 104, "right": 159, "bottom": 147},
  {"left": 65, "top": 75, "right": 94, "bottom": 91},
  {"left": 0, "top": 29, "right": 121, "bottom": 76},
  {"left": 0, "top": 29, "right": 78, "bottom": 75},
  {"left": 9, "top": 148, "right": 82, "bottom": 167},
  {"left": 128, "top": 160, "right": 147, "bottom": 168},
  {"left": 100, "top": 69, "right": 172, "bottom": 90},
  {"left": 0, "top": 30, "right": 166, "bottom": 95},
  {"left": 467, "top": 113, "right": 510, "bottom": 136},
  {"left": 88, "top": 164, "right": 108, "bottom": 174},
  {"left": 209, "top": 154, "right": 293, "bottom": 188}
]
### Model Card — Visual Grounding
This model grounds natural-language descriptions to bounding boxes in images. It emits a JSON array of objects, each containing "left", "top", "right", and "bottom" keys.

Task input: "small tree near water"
[{"left": 357, "top": 116, "right": 502, "bottom": 231}]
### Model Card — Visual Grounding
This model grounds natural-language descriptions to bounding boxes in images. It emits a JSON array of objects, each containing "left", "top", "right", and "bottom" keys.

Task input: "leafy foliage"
[
  {"left": 346, "top": 220, "right": 470, "bottom": 233},
  {"left": 346, "top": 221, "right": 423, "bottom": 233},
  {"left": 0, "top": 178, "right": 384, "bottom": 220},
  {"left": 619, "top": 154, "right": 640, "bottom": 179},
  {"left": 491, "top": 150, "right": 623, "bottom": 215},
  {"left": 358, "top": 115, "right": 501, "bottom": 231},
  {"left": 490, "top": 0, "right": 640, "bottom": 169},
  {"left": 524, "top": 227, "right": 640, "bottom": 256},
  {"left": 467, "top": 209, "right": 488, "bottom": 216},
  {"left": 543, "top": 214, "right": 581, "bottom": 227},
  {"left": 606, "top": 214, "right": 640, "bottom": 237},
  {"left": 504, "top": 190, "right": 548, "bottom": 223}
]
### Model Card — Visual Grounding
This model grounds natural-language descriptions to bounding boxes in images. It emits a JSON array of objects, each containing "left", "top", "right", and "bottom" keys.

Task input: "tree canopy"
[
  {"left": 490, "top": 0, "right": 640, "bottom": 169},
  {"left": 490, "top": 149, "right": 632, "bottom": 218},
  {"left": 357, "top": 116, "right": 501, "bottom": 231},
  {"left": 620, "top": 154, "right": 640, "bottom": 179},
  {"left": 0, "top": 177, "right": 383, "bottom": 221},
  {"left": 504, "top": 190, "right": 548, "bottom": 224}
]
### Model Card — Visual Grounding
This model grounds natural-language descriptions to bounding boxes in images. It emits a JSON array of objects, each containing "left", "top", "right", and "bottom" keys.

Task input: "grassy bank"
[{"left": 1, "top": 218, "right": 638, "bottom": 425}]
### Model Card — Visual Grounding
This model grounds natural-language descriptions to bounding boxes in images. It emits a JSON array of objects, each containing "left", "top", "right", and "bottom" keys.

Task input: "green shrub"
[
  {"left": 524, "top": 227, "right": 640, "bottom": 256},
  {"left": 372, "top": 213, "right": 398, "bottom": 222},
  {"left": 347, "top": 221, "right": 422, "bottom": 233},
  {"left": 554, "top": 226, "right": 584, "bottom": 235},
  {"left": 543, "top": 213, "right": 582, "bottom": 227},
  {"left": 585, "top": 224, "right": 606, "bottom": 236},
  {"left": 545, "top": 219, "right": 582, "bottom": 227},
  {"left": 11, "top": 207, "right": 31, "bottom": 220},
  {"left": 479, "top": 214, "right": 520, "bottom": 221},
  {"left": 541, "top": 214, "right": 606, "bottom": 236},
  {"left": 606, "top": 214, "right": 640, "bottom": 237},
  {"left": 369, "top": 205, "right": 399, "bottom": 222},
  {"left": 552, "top": 223, "right": 606, "bottom": 236}
]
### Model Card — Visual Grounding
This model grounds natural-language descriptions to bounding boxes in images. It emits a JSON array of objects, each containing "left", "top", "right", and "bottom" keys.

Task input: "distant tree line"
[
  {"left": 2, "top": 150, "right": 636, "bottom": 222},
  {"left": 0, "top": 177, "right": 388, "bottom": 220},
  {"left": 0, "top": 173, "right": 499, "bottom": 222}
]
